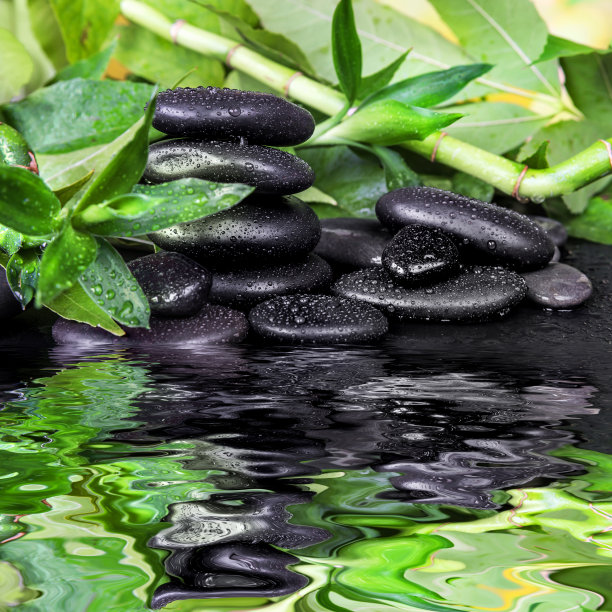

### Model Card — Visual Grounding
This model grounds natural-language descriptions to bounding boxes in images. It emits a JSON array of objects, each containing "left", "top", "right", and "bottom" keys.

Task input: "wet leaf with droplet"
[{"left": 6, "top": 249, "right": 40, "bottom": 307}]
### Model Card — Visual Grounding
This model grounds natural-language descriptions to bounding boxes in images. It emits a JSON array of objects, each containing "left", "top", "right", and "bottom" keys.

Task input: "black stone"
[
  {"left": 382, "top": 224, "right": 459, "bottom": 286},
  {"left": 522, "top": 262, "right": 592, "bottom": 309},
  {"left": 249, "top": 294, "right": 389, "bottom": 344},
  {"left": 52, "top": 305, "right": 248, "bottom": 346},
  {"left": 528, "top": 215, "right": 568, "bottom": 247},
  {"left": 142, "top": 139, "right": 314, "bottom": 195},
  {"left": 314, "top": 218, "right": 392, "bottom": 269},
  {"left": 333, "top": 266, "right": 527, "bottom": 322},
  {"left": 210, "top": 254, "right": 333, "bottom": 310},
  {"left": 152, "top": 86, "right": 315, "bottom": 147},
  {"left": 0, "top": 273, "right": 21, "bottom": 319},
  {"left": 376, "top": 187, "right": 554, "bottom": 270},
  {"left": 128, "top": 252, "right": 211, "bottom": 317},
  {"left": 149, "top": 194, "right": 320, "bottom": 269}
]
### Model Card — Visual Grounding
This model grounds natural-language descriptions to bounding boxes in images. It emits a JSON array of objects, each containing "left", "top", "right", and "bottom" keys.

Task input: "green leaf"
[
  {"left": 49, "top": 0, "right": 119, "bottom": 62},
  {"left": 44, "top": 282, "right": 125, "bottom": 335},
  {"left": 52, "top": 40, "right": 116, "bottom": 82},
  {"left": 53, "top": 169, "right": 94, "bottom": 205},
  {"left": 0, "top": 226, "right": 23, "bottom": 256},
  {"left": 79, "top": 238, "right": 150, "bottom": 328},
  {"left": 74, "top": 178, "right": 254, "bottom": 236},
  {"left": 309, "top": 202, "right": 354, "bottom": 219},
  {"left": 519, "top": 140, "right": 549, "bottom": 170},
  {"left": 0, "top": 123, "right": 32, "bottom": 167},
  {"left": 1, "top": 78, "right": 154, "bottom": 154},
  {"left": 360, "top": 63, "right": 492, "bottom": 109},
  {"left": 320, "top": 100, "right": 462, "bottom": 146},
  {"left": 534, "top": 35, "right": 604, "bottom": 64},
  {"left": 37, "top": 223, "right": 97, "bottom": 305},
  {"left": 224, "top": 69, "right": 279, "bottom": 95},
  {"left": 75, "top": 90, "right": 157, "bottom": 211},
  {"left": 27, "top": 0, "right": 68, "bottom": 71},
  {"left": 369, "top": 145, "right": 421, "bottom": 191},
  {"left": 7, "top": 249, "right": 40, "bottom": 307},
  {"left": 0, "top": 28, "right": 34, "bottom": 104},
  {"left": 566, "top": 196, "right": 612, "bottom": 245},
  {"left": 358, "top": 51, "right": 409, "bottom": 100},
  {"left": 331, "top": 0, "right": 362, "bottom": 104},
  {"left": 295, "top": 185, "right": 337, "bottom": 207},
  {"left": 451, "top": 171, "right": 494, "bottom": 202},
  {"left": 0, "top": 166, "right": 61, "bottom": 235}
]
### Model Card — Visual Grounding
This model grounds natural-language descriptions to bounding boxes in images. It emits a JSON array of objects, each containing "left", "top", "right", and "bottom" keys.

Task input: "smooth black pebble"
[
  {"left": 210, "top": 254, "right": 333, "bottom": 310},
  {"left": 142, "top": 139, "right": 314, "bottom": 195},
  {"left": 150, "top": 194, "right": 320, "bottom": 269},
  {"left": 249, "top": 294, "right": 388, "bottom": 344},
  {"left": 333, "top": 266, "right": 527, "bottom": 322},
  {"left": 314, "top": 218, "right": 391, "bottom": 269},
  {"left": 0, "top": 273, "right": 21, "bottom": 319},
  {"left": 376, "top": 187, "right": 554, "bottom": 270},
  {"left": 522, "top": 262, "right": 592, "bottom": 309},
  {"left": 152, "top": 86, "right": 315, "bottom": 146},
  {"left": 382, "top": 224, "right": 459, "bottom": 286},
  {"left": 52, "top": 305, "right": 248, "bottom": 345},
  {"left": 528, "top": 215, "right": 568, "bottom": 247},
  {"left": 128, "top": 251, "right": 211, "bottom": 317}
]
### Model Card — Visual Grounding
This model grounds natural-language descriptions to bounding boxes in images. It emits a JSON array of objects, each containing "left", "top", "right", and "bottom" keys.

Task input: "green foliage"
[
  {"left": 0, "top": 28, "right": 34, "bottom": 104},
  {"left": 331, "top": 0, "right": 362, "bottom": 104},
  {"left": 6, "top": 248, "right": 39, "bottom": 307},
  {"left": 51, "top": 41, "right": 116, "bottom": 82},
  {"left": 566, "top": 195, "right": 612, "bottom": 245},
  {"left": 357, "top": 51, "right": 408, "bottom": 100},
  {"left": 0, "top": 122, "right": 32, "bottom": 166},
  {"left": 369, "top": 145, "right": 421, "bottom": 191},
  {"left": 535, "top": 34, "right": 607, "bottom": 64}
]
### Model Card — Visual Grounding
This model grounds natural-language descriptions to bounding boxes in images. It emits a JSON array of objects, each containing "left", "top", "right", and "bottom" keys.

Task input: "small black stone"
[
  {"left": 314, "top": 218, "right": 392, "bottom": 269},
  {"left": 528, "top": 215, "right": 568, "bottom": 247},
  {"left": 128, "top": 252, "right": 211, "bottom": 318},
  {"left": 152, "top": 86, "right": 315, "bottom": 146},
  {"left": 143, "top": 139, "right": 314, "bottom": 195},
  {"left": 249, "top": 294, "right": 389, "bottom": 344},
  {"left": 381, "top": 225, "right": 459, "bottom": 286},
  {"left": 376, "top": 187, "right": 554, "bottom": 270},
  {"left": 52, "top": 305, "right": 248, "bottom": 345},
  {"left": 333, "top": 266, "right": 527, "bottom": 322},
  {"left": 0, "top": 273, "right": 21, "bottom": 319},
  {"left": 522, "top": 262, "right": 592, "bottom": 309},
  {"left": 149, "top": 194, "right": 321, "bottom": 269},
  {"left": 210, "top": 254, "right": 333, "bottom": 310}
]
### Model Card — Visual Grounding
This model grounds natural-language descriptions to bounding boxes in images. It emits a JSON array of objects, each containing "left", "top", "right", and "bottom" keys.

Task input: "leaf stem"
[{"left": 120, "top": 0, "right": 612, "bottom": 202}]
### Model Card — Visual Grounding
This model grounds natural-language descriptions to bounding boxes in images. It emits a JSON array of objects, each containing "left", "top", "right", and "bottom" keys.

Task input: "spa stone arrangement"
[{"left": 47, "top": 86, "right": 592, "bottom": 346}]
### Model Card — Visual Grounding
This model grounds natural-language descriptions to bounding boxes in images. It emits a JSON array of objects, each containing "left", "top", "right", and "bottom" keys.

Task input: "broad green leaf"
[
  {"left": 320, "top": 100, "right": 462, "bottom": 146},
  {"left": 49, "top": 0, "right": 119, "bottom": 62},
  {"left": 369, "top": 145, "right": 421, "bottom": 191},
  {"left": 224, "top": 69, "right": 279, "bottom": 95},
  {"left": 451, "top": 171, "right": 494, "bottom": 202},
  {"left": 53, "top": 169, "right": 94, "bottom": 205},
  {"left": 75, "top": 90, "right": 157, "bottom": 211},
  {"left": 519, "top": 140, "right": 549, "bottom": 170},
  {"left": 79, "top": 238, "right": 150, "bottom": 328},
  {"left": 37, "top": 223, "right": 97, "bottom": 305},
  {"left": 74, "top": 179, "right": 254, "bottom": 236},
  {"left": 309, "top": 202, "right": 354, "bottom": 219},
  {"left": 1, "top": 78, "right": 153, "bottom": 154},
  {"left": 566, "top": 196, "right": 612, "bottom": 245},
  {"left": 7, "top": 249, "right": 39, "bottom": 307},
  {"left": 357, "top": 51, "right": 408, "bottom": 100},
  {"left": 0, "top": 226, "right": 23, "bottom": 256},
  {"left": 0, "top": 28, "right": 34, "bottom": 104},
  {"left": 295, "top": 185, "right": 337, "bottom": 206},
  {"left": 27, "top": 0, "right": 67, "bottom": 71},
  {"left": 44, "top": 282, "right": 125, "bottom": 335},
  {"left": 360, "top": 63, "right": 492, "bottom": 109},
  {"left": 0, "top": 122, "right": 31, "bottom": 167},
  {"left": 52, "top": 41, "right": 116, "bottom": 82},
  {"left": 331, "top": 0, "right": 362, "bottom": 104},
  {"left": 534, "top": 35, "right": 605, "bottom": 64},
  {"left": 0, "top": 166, "right": 61, "bottom": 235}
]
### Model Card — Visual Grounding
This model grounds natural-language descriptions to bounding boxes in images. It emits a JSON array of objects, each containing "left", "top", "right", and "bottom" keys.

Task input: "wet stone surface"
[
  {"left": 0, "top": 273, "right": 21, "bottom": 320},
  {"left": 382, "top": 224, "right": 459, "bottom": 286},
  {"left": 376, "top": 186, "right": 554, "bottom": 270},
  {"left": 522, "top": 262, "right": 593, "bottom": 309},
  {"left": 333, "top": 266, "right": 527, "bottom": 322},
  {"left": 529, "top": 215, "right": 569, "bottom": 247},
  {"left": 249, "top": 294, "right": 389, "bottom": 344},
  {"left": 210, "top": 254, "right": 333, "bottom": 310},
  {"left": 149, "top": 195, "right": 321, "bottom": 269},
  {"left": 152, "top": 86, "right": 315, "bottom": 147},
  {"left": 128, "top": 251, "right": 211, "bottom": 317},
  {"left": 143, "top": 139, "right": 314, "bottom": 195}
]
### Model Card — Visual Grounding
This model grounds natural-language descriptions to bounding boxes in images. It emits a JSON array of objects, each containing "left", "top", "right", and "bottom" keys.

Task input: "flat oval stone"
[
  {"left": 152, "top": 86, "right": 315, "bottom": 146},
  {"left": 249, "top": 294, "right": 388, "bottom": 344},
  {"left": 382, "top": 225, "right": 459, "bottom": 286},
  {"left": 528, "top": 215, "right": 568, "bottom": 247},
  {"left": 522, "top": 262, "right": 592, "bottom": 309},
  {"left": 128, "top": 252, "right": 211, "bottom": 317},
  {"left": 314, "top": 218, "right": 391, "bottom": 269},
  {"left": 333, "top": 266, "right": 527, "bottom": 322},
  {"left": 376, "top": 187, "right": 554, "bottom": 270},
  {"left": 142, "top": 139, "right": 314, "bottom": 195},
  {"left": 150, "top": 194, "right": 320, "bottom": 269},
  {"left": 52, "top": 304, "right": 248, "bottom": 346},
  {"left": 210, "top": 254, "right": 333, "bottom": 310},
  {"left": 0, "top": 273, "right": 21, "bottom": 319}
]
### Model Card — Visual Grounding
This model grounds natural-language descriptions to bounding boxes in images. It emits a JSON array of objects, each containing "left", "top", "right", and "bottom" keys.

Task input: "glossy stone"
[
  {"left": 249, "top": 294, "right": 389, "bottom": 344},
  {"left": 0, "top": 273, "right": 21, "bottom": 319},
  {"left": 376, "top": 187, "right": 554, "bottom": 270},
  {"left": 333, "top": 266, "right": 527, "bottom": 322},
  {"left": 149, "top": 194, "right": 320, "bottom": 269},
  {"left": 522, "top": 263, "right": 592, "bottom": 309},
  {"left": 143, "top": 139, "right": 314, "bottom": 195},
  {"left": 152, "top": 86, "right": 315, "bottom": 146},
  {"left": 52, "top": 305, "right": 248, "bottom": 346},
  {"left": 382, "top": 225, "right": 459, "bottom": 286},
  {"left": 314, "top": 218, "right": 391, "bottom": 269},
  {"left": 528, "top": 215, "right": 568, "bottom": 247},
  {"left": 210, "top": 254, "right": 333, "bottom": 310},
  {"left": 128, "top": 252, "right": 211, "bottom": 317}
]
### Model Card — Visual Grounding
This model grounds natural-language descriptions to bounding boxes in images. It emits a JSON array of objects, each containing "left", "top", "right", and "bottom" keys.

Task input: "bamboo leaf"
[
  {"left": 369, "top": 145, "right": 421, "bottom": 191},
  {"left": 6, "top": 249, "right": 40, "bottom": 307},
  {"left": 331, "top": 0, "right": 362, "bottom": 104},
  {"left": 53, "top": 169, "right": 95, "bottom": 205},
  {"left": 358, "top": 51, "right": 408, "bottom": 100}
]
